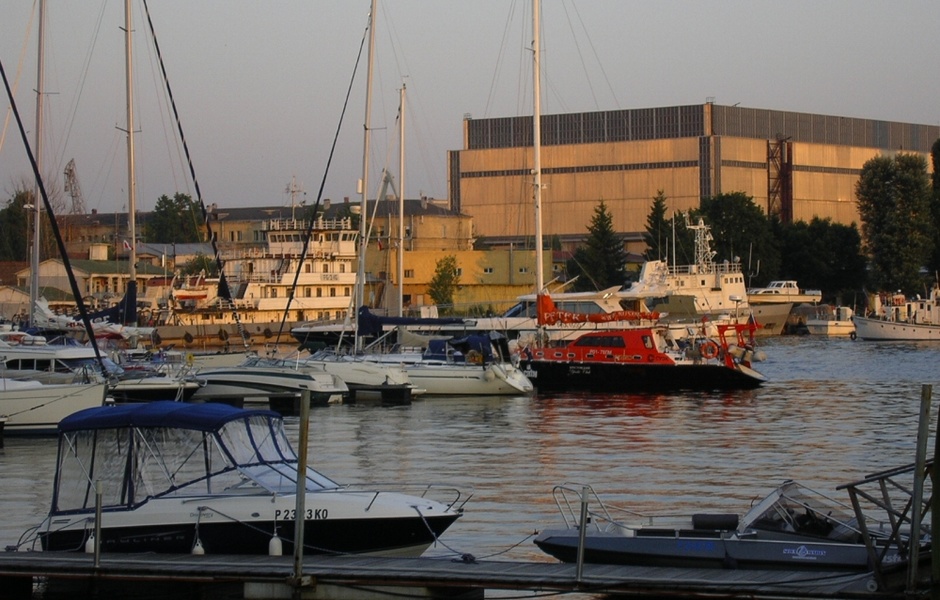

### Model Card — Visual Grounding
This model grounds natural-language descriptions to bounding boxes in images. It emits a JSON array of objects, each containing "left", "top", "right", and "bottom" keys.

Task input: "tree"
[
  {"left": 144, "top": 193, "right": 203, "bottom": 243},
  {"left": 698, "top": 192, "right": 779, "bottom": 286},
  {"left": 427, "top": 255, "right": 460, "bottom": 313},
  {"left": 928, "top": 139, "right": 940, "bottom": 274},
  {"left": 0, "top": 188, "right": 31, "bottom": 261},
  {"left": 643, "top": 190, "right": 669, "bottom": 261},
  {"left": 856, "top": 154, "right": 933, "bottom": 293},
  {"left": 179, "top": 253, "right": 218, "bottom": 277},
  {"left": 567, "top": 200, "right": 627, "bottom": 291},
  {"left": 778, "top": 217, "right": 866, "bottom": 300}
]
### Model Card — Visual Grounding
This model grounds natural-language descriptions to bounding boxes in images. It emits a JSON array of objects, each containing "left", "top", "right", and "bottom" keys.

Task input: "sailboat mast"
[
  {"left": 398, "top": 82, "right": 405, "bottom": 317},
  {"left": 124, "top": 0, "right": 138, "bottom": 323},
  {"left": 357, "top": 0, "right": 377, "bottom": 329},
  {"left": 29, "top": 0, "right": 46, "bottom": 325},
  {"left": 532, "top": 0, "right": 544, "bottom": 294}
]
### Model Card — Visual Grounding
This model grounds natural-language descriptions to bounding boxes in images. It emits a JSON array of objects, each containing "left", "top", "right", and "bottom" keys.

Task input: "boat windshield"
[
  {"left": 51, "top": 413, "right": 338, "bottom": 513},
  {"left": 741, "top": 481, "right": 861, "bottom": 542}
]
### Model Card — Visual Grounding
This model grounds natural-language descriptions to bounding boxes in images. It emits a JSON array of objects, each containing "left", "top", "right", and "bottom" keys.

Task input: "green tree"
[
  {"left": 179, "top": 253, "right": 218, "bottom": 277},
  {"left": 928, "top": 139, "right": 940, "bottom": 274},
  {"left": 144, "top": 193, "right": 203, "bottom": 243},
  {"left": 643, "top": 190, "right": 670, "bottom": 261},
  {"left": 427, "top": 255, "right": 460, "bottom": 313},
  {"left": 778, "top": 217, "right": 866, "bottom": 300},
  {"left": 567, "top": 200, "right": 627, "bottom": 291},
  {"left": 856, "top": 153, "right": 933, "bottom": 293},
  {"left": 698, "top": 192, "right": 779, "bottom": 286},
  {"left": 0, "top": 188, "right": 31, "bottom": 261}
]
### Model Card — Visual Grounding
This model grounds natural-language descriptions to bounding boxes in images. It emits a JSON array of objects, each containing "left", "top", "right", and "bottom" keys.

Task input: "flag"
[{"left": 123, "top": 240, "right": 131, "bottom": 250}]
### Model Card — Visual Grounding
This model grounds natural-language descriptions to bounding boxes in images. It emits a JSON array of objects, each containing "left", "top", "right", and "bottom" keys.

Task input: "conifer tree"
[{"left": 568, "top": 201, "right": 627, "bottom": 291}]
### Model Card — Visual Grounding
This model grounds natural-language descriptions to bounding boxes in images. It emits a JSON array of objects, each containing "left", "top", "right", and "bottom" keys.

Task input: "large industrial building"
[{"left": 448, "top": 102, "right": 939, "bottom": 251}]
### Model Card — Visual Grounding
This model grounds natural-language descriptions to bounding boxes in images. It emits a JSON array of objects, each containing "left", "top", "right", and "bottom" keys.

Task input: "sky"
[{"left": 1, "top": 1, "right": 939, "bottom": 216}]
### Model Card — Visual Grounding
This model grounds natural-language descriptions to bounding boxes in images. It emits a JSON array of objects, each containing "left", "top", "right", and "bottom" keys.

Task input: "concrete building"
[{"left": 448, "top": 102, "right": 939, "bottom": 253}]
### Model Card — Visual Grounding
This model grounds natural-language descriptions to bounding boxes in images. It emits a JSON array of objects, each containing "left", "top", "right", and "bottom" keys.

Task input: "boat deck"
[{"left": 0, "top": 551, "right": 904, "bottom": 599}]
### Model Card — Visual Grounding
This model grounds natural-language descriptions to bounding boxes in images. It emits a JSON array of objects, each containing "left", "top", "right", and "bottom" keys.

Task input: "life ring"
[
  {"left": 263, "top": 328, "right": 273, "bottom": 339},
  {"left": 700, "top": 341, "right": 720, "bottom": 359},
  {"left": 183, "top": 332, "right": 194, "bottom": 344}
]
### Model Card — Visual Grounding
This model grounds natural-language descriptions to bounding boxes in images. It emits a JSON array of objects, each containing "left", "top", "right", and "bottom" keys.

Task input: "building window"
[
  {"left": 344, "top": 286, "right": 351, "bottom": 296},
  {"left": 316, "top": 288, "right": 322, "bottom": 297},
  {"left": 304, "top": 287, "right": 311, "bottom": 297},
  {"left": 404, "top": 269, "right": 414, "bottom": 278},
  {"left": 323, "top": 264, "right": 330, "bottom": 273},
  {"left": 483, "top": 267, "right": 494, "bottom": 274},
  {"left": 330, "top": 288, "right": 336, "bottom": 297},
  {"left": 455, "top": 268, "right": 462, "bottom": 276},
  {"left": 519, "top": 267, "right": 529, "bottom": 273},
  {"left": 271, "top": 288, "right": 278, "bottom": 298}
]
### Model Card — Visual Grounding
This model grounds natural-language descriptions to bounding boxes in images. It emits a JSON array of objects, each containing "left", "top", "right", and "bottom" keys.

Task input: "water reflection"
[{"left": 0, "top": 336, "right": 937, "bottom": 576}]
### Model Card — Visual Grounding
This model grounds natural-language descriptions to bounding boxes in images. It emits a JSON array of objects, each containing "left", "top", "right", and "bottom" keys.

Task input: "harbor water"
[{"left": 1, "top": 335, "right": 938, "bottom": 593}]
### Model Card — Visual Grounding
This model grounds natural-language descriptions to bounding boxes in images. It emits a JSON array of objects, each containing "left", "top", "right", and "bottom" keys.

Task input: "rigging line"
[
  {"left": 0, "top": 1, "right": 37, "bottom": 155},
  {"left": 559, "top": 0, "right": 598, "bottom": 111},
  {"left": 272, "top": 11, "right": 372, "bottom": 348},
  {"left": 483, "top": 0, "right": 521, "bottom": 118},
  {"left": 568, "top": 0, "right": 620, "bottom": 111},
  {"left": 141, "top": 0, "right": 249, "bottom": 350},
  {"left": 0, "top": 58, "right": 107, "bottom": 371},
  {"left": 58, "top": 1, "right": 109, "bottom": 177}
]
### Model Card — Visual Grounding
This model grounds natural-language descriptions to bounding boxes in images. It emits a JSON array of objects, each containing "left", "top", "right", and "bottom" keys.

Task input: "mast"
[
  {"left": 397, "top": 82, "right": 405, "bottom": 317},
  {"left": 356, "top": 0, "right": 377, "bottom": 341},
  {"left": 124, "top": 0, "right": 138, "bottom": 324},
  {"left": 532, "top": 0, "right": 544, "bottom": 294},
  {"left": 29, "top": 0, "right": 46, "bottom": 325}
]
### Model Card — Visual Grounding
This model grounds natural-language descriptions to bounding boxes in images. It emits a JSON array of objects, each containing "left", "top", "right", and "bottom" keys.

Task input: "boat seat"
[{"left": 692, "top": 513, "right": 739, "bottom": 530}]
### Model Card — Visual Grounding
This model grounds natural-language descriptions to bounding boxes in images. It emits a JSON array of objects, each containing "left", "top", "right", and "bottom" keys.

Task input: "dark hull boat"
[
  {"left": 33, "top": 402, "right": 464, "bottom": 556},
  {"left": 535, "top": 481, "right": 907, "bottom": 572},
  {"left": 519, "top": 318, "right": 766, "bottom": 393}
]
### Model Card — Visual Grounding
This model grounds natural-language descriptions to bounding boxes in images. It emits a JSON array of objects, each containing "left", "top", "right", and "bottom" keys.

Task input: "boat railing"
[
  {"left": 340, "top": 482, "right": 471, "bottom": 513},
  {"left": 551, "top": 483, "right": 703, "bottom": 534}
]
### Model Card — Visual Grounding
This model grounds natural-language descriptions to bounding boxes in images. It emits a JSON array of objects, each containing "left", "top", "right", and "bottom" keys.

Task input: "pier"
[{"left": 0, "top": 551, "right": 897, "bottom": 599}]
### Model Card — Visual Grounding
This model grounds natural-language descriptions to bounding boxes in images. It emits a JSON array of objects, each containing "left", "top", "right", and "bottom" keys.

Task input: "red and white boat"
[{"left": 518, "top": 295, "right": 767, "bottom": 392}]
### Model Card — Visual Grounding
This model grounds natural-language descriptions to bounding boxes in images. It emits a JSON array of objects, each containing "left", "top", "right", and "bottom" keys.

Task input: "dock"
[{"left": 0, "top": 551, "right": 903, "bottom": 599}]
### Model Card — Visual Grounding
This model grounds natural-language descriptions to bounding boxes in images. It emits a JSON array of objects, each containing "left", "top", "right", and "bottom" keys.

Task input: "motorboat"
[
  {"left": 31, "top": 402, "right": 465, "bottom": 556},
  {"left": 534, "top": 480, "right": 906, "bottom": 571},
  {"left": 0, "top": 379, "right": 109, "bottom": 435},
  {"left": 363, "top": 332, "right": 534, "bottom": 396},
  {"left": 518, "top": 294, "right": 766, "bottom": 392},
  {"left": 191, "top": 354, "right": 348, "bottom": 408},
  {"left": 852, "top": 286, "right": 940, "bottom": 341},
  {"left": 280, "top": 349, "right": 422, "bottom": 403},
  {"left": 747, "top": 280, "right": 823, "bottom": 305},
  {"left": 805, "top": 305, "right": 856, "bottom": 337},
  {"left": 0, "top": 338, "right": 202, "bottom": 402}
]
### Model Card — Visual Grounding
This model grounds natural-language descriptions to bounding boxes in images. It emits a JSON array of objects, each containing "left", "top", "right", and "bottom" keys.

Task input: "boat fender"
[
  {"left": 269, "top": 535, "right": 283, "bottom": 556},
  {"left": 484, "top": 368, "right": 496, "bottom": 381},
  {"left": 218, "top": 328, "right": 229, "bottom": 341},
  {"left": 264, "top": 328, "right": 273, "bottom": 339},
  {"left": 492, "top": 364, "right": 508, "bottom": 380},
  {"left": 692, "top": 513, "right": 739, "bottom": 530},
  {"left": 192, "top": 539, "right": 205, "bottom": 555},
  {"left": 700, "top": 341, "right": 720, "bottom": 360},
  {"left": 183, "top": 331, "right": 194, "bottom": 344},
  {"left": 186, "top": 353, "right": 195, "bottom": 366},
  {"left": 84, "top": 533, "right": 96, "bottom": 554},
  {"left": 850, "top": 331, "right": 857, "bottom": 340}
]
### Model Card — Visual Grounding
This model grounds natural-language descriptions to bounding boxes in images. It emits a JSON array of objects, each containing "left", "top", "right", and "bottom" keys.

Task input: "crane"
[{"left": 63, "top": 158, "right": 86, "bottom": 214}]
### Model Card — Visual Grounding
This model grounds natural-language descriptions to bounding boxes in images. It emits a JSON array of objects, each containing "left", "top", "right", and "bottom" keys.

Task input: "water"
[{"left": 1, "top": 336, "right": 938, "bottom": 589}]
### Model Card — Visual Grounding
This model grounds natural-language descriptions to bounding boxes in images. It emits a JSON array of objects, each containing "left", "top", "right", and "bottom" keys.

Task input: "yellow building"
[{"left": 449, "top": 103, "right": 939, "bottom": 253}]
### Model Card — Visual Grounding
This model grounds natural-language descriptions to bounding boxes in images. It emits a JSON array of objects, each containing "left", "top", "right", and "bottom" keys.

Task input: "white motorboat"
[
  {"left": 271, "top": 350, "right": 422, "bottom": 403},
  {"left": 30, "top": 402, "right": 465, "bottom": 556},
  {"left": 0, "top": 338, "right": 202, "bottom": 402},
  {"left": 747, "top": 280, "right": 823, "bottom": 305},
  {"left": 853, "top": 287, "right": 940, "bottom": 341},
  {"left": 0, "top": 379, "right": 108, "bottom": 435},
  {"left": 805, "top": 305, "right": 856, "bottom": 337},
  {"left": 191, "top": 355, "right": 348, "bottom": 408},
  {"left": 364, "top": 332, "right": 534, "bottom": 396}
]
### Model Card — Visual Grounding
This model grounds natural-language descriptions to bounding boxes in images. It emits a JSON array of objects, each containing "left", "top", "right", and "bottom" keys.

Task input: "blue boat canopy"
[{"left": 58, "top": 401, "right": 279, "bottom": 433}]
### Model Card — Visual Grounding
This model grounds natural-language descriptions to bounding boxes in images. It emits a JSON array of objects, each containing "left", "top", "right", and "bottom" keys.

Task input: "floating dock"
[{"left": 0, "top": 551, "right": 910, "bottom": 600}]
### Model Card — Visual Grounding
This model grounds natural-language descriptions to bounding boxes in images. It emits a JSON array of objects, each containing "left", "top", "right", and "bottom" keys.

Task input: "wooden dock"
[{"left": 0, "top": 551, "right": 902, "bottom": 599}]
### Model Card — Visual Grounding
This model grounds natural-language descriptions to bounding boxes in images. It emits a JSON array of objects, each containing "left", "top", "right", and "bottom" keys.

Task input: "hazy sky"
[{"left": 1, "top": 1, "right": 938, "bottom": 216}]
